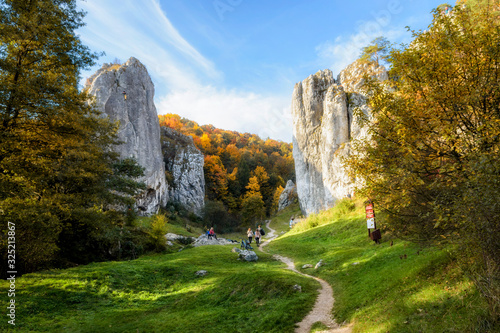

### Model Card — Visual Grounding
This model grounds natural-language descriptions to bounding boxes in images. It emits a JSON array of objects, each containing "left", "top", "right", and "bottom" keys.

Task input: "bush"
[{"left": 148, "top": 214, "right": 169, "bottom": 252}]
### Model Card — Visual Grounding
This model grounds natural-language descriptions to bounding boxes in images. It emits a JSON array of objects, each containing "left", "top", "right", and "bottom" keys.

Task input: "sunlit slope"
[{"left": 267, "top": 199, "right": 493, "bottom": 333}]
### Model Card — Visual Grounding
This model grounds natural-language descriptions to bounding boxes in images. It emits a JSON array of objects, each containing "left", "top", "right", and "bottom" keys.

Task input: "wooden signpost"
[{"left": 365, "top": 200, "right": 381, "bottom": 243}]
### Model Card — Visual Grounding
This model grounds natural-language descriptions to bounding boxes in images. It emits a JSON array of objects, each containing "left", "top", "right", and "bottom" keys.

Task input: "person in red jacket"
[{"left": 209, "top": 227, "right": 217, "bottom": 240}]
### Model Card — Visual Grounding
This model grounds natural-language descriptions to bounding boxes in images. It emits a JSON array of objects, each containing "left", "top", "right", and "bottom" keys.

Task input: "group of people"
[
  {"left": 247, "top": 225, "right": 265, "bottom": 246},
  {"left": 205, "top": 227, "right": 217, "bottom": 240}
]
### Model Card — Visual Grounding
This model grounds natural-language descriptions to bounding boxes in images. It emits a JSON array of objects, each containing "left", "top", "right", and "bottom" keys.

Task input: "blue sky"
[{"left": 77, "top": 0, "right": 446, "bottom": 142}]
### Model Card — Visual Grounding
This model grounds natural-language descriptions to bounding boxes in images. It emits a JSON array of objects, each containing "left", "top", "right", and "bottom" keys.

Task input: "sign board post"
[{"left": 365, "top": 200, "right": 381, "bottom": 243}]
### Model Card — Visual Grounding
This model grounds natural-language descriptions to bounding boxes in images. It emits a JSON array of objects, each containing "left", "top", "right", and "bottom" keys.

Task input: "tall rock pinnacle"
[
  {"left": 291, "top": 60, "right": 387, "bottom": 216},
  {"left": 86, "top": 57, "right": 168, "bottom": 215}
]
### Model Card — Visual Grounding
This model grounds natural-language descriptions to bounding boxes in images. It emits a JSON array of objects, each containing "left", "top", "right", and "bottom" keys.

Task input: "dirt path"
[{"left": 259, "top": 221, "right": 352, "bottom": 333}]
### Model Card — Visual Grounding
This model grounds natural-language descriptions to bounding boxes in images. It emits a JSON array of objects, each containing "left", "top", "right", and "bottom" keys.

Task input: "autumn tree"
[
  {"left": 272, "top": 185, "right": 284, "bottom": 214},
  {"left": 203, "top": 155, "right": 229, "bottom": 203},
  {"left": 359, "top": 36, "right": 390, "bottom": 66},
  {"left": 347, "top": 4, "right": 500, "bottom": 316},
  {"left": 241, "top": 176, "right": 266, "bottom": 225},
  {"left": 251, "top": 166, "right": 273, "bottom": 215},
  {"left": 0, "top": 0, "right": 145, "bottom": 273}
]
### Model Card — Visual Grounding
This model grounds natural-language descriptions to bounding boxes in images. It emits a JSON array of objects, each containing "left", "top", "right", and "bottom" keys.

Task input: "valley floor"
[{"left": 0, "top": 201, "right": 495, "bottom": 332}]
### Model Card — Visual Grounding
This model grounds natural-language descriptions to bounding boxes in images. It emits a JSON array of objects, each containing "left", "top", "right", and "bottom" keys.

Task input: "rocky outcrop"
[
  {"left": 291, "top": 61, "right": 387, "bottom": 216},
  {"left": 278, "top": 180, "right": 298, "bottom": 211},
  {"left": 161, "top": 127, "right": 205, "bottom": 216},
  {"left": 192, "top": 235, "right": 238, "bottom": 247},
  {"left": 86, "top": 57, "right": 168, "bottom": 215}
]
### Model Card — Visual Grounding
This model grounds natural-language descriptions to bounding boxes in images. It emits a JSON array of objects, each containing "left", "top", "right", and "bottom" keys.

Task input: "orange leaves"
[{"left": 160, "top": 113, "right": 295, "bottom": 217}]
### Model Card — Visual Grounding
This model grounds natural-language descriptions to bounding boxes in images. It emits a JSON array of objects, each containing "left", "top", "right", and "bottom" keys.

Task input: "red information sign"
[
  {"left": 366, "top": 206, "right": 374, "bottom": 219},
  {"left": 365, "top": 201, "right": 375, "bottom": 223}
]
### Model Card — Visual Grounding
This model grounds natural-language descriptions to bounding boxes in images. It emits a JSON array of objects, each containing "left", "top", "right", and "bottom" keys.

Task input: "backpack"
[{"left": 260, "top": 228, "right": 265, "bottom": 236}]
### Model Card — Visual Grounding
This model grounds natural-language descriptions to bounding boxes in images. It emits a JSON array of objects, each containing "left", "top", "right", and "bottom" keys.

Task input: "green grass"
[
  {"left": 0, "top": 245, "right": 318, "bottom": 333},
  {"left": 2, "top": 199, "right": 495, "bottom": 332},
  {"left": 266, "top": 198, "right": 495, "bottom": 333},
  {"left": 269, "top": 203, "right": 303, "bottom": 236}
]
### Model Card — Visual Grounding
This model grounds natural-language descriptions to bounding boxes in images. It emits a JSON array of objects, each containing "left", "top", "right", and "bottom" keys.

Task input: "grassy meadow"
[
  {"left": 0, "top": 244, "right": 317, "bottom": 332},
  {"left": 1, "top": 199, "right": 497, "bottom": 332},
  {"left": 267, "top": 200, "right": 496, "bottom": 333}
]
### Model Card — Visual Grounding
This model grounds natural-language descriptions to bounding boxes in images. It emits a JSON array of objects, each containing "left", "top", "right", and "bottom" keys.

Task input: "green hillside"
[
  {"left": 1, "top": 200, "right": 496, "bottom": 332},
  {"left": 0, "top": 244, "right": 317, "bottom": 332},
  {"left": 267, "top": 200, "right": 496, "bottom": 332}
]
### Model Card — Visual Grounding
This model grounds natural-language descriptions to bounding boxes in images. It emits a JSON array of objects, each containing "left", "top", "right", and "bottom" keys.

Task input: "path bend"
[{"left": 259, "top": 221, "right": 352, "bottom": 333}]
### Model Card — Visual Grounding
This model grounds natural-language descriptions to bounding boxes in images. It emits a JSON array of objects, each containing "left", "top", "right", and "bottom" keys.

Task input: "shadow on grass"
[{"left": 0, "top": 245, "right": 320, "bottom": 333}]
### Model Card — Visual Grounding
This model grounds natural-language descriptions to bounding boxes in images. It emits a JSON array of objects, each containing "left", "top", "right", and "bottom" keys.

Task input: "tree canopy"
[{"left": 0, "top": 0, "right": 145, "bottom": 274}]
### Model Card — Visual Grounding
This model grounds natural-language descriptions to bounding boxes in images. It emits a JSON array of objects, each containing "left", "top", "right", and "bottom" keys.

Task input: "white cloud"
[
  {"left": 157, "top": 87, "right": 292, "bottom": 142},
  {"left": 77, "top": 0, "right": 293, "bottom": 142},
  {"left": 78, "top": 0, "right": 220, "bottom": 90},
  {"left": 315, "top": 26, "right": 404, "bottom": 76}
]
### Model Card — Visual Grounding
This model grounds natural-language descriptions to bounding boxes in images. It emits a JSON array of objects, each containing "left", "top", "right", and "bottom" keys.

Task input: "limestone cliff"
[
  {"left": 161, "top": 127, "right": 205, "bottom": 216},
  {"left": 86, "top": 57, "right": 168, "bottom": 215},
  {"left": 291, "top": 61, "right": 387, "bottom": 215}
]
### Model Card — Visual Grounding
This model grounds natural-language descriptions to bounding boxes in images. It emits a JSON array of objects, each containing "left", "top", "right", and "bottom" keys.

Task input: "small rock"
[
  {"left": 166, "top": 241, "right": 174, "bottom": 246},
  {"left": 293, "top": 284, "right": 302, "bottom": 292},
  {"left": 232, "top": 247, "right": 241, "bottom": 253},
  {"left": 315, "top": 259, "right": 324, "bottom": 269},
  {"left": 195, "top": 270, "right": 208, "bottom": 277},
  {"left": 352, "top": 262, "right": 359, "bottom": 265},
  {"left": 238, "top": 250, "right": 258, "bottom": 262},
  {"left": 302, "top": 264, "right": 313, "bottom": 269}
]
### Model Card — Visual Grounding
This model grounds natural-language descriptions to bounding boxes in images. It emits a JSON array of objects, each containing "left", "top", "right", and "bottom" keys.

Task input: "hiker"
[
  {"left": 247, "top": 228, "right": 253, "bottom": 244},
  {"left": 257, "top": 224, "right": 265, "bottom": 237},
  {"left": 209, "top": 227, "right": 217, "bottom": 240},
  {"left": 255, "top": 228, "right": 261, "bottom": 246},
  {"left": 122, "top": 91, "right": 127, "bottom": 100},
  {"left": 206, "top": 228, "right": 211, "bottom": 240},
  {"left": 289, "top": 217, "right": 294, "bottom": 229}
]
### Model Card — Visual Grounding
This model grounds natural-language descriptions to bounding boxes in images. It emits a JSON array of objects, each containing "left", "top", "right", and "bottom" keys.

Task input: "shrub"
[{"left": 148, "top": 214, "right": 169, "bottom": 252}]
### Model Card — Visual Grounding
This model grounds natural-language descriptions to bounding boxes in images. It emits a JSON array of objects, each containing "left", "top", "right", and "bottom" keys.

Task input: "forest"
[{"left": 159, "top": 114, "right": 295, "bottom": 231}]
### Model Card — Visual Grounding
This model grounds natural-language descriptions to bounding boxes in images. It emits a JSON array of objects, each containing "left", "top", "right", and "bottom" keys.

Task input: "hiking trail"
[{"left": 259, "top": 221, "right": 352, "bottom": 333}]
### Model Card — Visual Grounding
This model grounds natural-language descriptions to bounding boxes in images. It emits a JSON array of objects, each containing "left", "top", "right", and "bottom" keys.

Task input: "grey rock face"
[
  {"left": 86, "top": 57, "right": 168, "bottom": 215},
  {"left": 161, "top": 127, "right": 205, "bottom": 216},
  {"left": 278, "top": 180, "right": 298, "bottom": 211},
  {"left": 291, "top": 61, "right": 387, "bottom": 216}
]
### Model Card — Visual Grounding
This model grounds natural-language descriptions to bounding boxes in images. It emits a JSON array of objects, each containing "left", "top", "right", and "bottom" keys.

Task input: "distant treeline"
[{"left": 159, "top": 114, "right": 295, "bottom": 231}]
